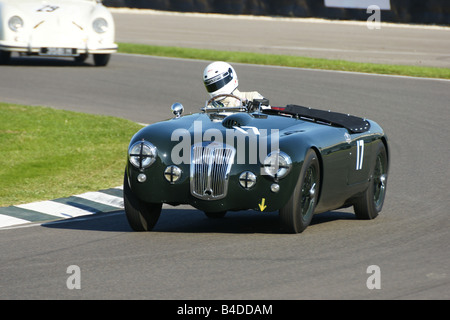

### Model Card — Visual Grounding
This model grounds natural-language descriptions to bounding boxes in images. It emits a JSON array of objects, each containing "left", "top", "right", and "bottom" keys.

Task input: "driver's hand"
[{"left": 229, "top": 98, "right": 245, "bottom": 107}]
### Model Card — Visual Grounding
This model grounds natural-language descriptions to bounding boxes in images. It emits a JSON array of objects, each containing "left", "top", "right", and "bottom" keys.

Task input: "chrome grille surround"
[{"left": 190, "top": 142, "right": 236, "bottom": 200}]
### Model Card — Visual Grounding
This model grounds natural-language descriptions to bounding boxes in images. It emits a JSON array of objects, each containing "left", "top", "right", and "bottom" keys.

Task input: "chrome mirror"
[{"left": 171, "top": 103, "right": 184, "bottom": 118}]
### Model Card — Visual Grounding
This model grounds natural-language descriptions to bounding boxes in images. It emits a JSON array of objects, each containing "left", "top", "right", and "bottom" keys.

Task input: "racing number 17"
[{"left": 356, "top": 140, "right": 364, "bottom": 170}]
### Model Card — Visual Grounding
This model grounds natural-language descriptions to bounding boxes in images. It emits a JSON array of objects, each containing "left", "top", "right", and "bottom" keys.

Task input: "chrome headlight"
[
  {"left": 164, "top": 165, "right": 182, "bottom": 184},
  {"left": 262, "top": 151, "right": 292, "bottom": 179},
  {"left": 239, "top": 171, "right": 257, "bottom": 189},
  {"left": 128, "top": 140, "right": 157, "bottom": 170},
  {"left": 9, "top": 16, "right": 24, "bottom": 32},
  {"left": 93, "top": 18, "right": 108, "bottom": 33}
]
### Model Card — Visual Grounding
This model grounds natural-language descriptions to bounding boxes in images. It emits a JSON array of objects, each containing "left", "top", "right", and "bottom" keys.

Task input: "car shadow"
[
  {"left": 42, "top": 207, "right": 356, "bottom": 234},
  {"left": 2, "top": 56, "right": 94, "bottom": 67}
]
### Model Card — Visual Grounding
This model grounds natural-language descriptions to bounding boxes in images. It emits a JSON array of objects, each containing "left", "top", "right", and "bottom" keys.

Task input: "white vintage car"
[{"left": 0, "top": 0, "right": 117, "bottom": 66}]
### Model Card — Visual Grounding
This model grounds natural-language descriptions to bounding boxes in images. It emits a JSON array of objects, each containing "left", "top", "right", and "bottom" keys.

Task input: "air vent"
[{"left": 222, "top": 113, "right": 253, "bottom": 129}]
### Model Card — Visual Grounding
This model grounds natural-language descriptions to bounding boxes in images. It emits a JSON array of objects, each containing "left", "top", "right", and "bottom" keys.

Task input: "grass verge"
[
  {"left": 0, "top": 103, "right": 143, "bottom": 207},
  {"left": 118, "top": 42, "right": 450, "bottom": 80}
]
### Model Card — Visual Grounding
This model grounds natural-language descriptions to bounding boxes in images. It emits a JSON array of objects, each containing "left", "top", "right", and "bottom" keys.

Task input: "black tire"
[
  {"left": 74, "top": 54, "right": 88, "bottom": 64},
  {"left": 0, "top": 50, "right": 11, "bottom": 65},
  {"left": 354, "top": 141, "right": 388, "bottom": 220},
  {"left": 279, "top": 149, "right": 321, "bottom": 233},
  {"left": 93, "top": 54, "right": 110, "bottom": 66},
  {"left": 123, "top": 171, "right": 162, "bottom": 231},
  {"left": 204, "top": 211, "right": 227, "bottom": 219}
]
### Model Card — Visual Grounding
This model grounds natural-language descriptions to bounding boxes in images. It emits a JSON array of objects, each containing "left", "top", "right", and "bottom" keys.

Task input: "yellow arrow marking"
[{"left": 258, "top": 198, "right": 267, "bottom": 212}]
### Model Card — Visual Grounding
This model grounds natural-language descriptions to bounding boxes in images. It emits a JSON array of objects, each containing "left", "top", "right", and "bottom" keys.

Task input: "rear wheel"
[
  {"left": 354, "top": 141, "right": 388, "bottom": 219},
  {"left": 123, "top": 171, "right": 162, "bottom": 231},
  {"left": 279, "top": 149, "right": 320, "bottom": 233}
]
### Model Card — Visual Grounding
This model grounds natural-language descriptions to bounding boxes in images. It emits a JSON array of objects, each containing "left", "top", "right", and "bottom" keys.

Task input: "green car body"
[{"left": 124, "top": 103, "right": 389, "bottom": 233}]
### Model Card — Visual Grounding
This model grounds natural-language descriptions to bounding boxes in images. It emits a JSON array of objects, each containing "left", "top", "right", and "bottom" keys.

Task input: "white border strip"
[
  {"left": 0, "top": 215, "right": 30, "bottom": 228},
  {"left": 0, "top": 186, "right": 124, "bottom": 229},
  {"left": 16, "top": 200, "right": 97, "bottom": 219},
  {"left": 75, "top": 190, "right": 124, "bottom": 208}
]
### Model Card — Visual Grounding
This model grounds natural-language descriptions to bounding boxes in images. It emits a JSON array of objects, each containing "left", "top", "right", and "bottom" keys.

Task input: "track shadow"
[
  {"left": 311, "top": 210, "right": 356, "bottom": 225},
  {"left": 155, "top": 209, "right": 282, "bottom": 234},
  {"left": 42, "top": 210, "right": 131, "bottom": 232},
  {"left": 42, "top": 207, "right": 356, "bottom": 234}
]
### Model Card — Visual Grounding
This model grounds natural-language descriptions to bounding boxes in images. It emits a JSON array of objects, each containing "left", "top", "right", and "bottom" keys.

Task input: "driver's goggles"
[{"left": 204, "top": 70, "right": 233, "bottom": 93}]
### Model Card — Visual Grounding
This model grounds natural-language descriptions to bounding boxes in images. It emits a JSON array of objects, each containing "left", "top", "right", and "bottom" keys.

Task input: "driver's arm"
[{"left": 237, "top": 91, "right": 264, "bottom": 102}]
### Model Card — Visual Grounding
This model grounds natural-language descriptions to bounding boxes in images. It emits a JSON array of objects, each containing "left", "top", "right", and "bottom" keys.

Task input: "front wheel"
[
  {"left": 123, "top": 171, "right": 162, "bottom": 231},
  {"left": 0, "top": 50, "right": 11, "bottom": 64},
  {"left": 74, "top": 54, "right": 88, "bottom": 64},
  {"left": 93, "top": 54, "right": 110, "bottom": 66},
  {"left": 279, "top": 149, "right": 321, "bottom": 233},
  {"left": 353, "top": 141, "right": 388, "bottom": 220}
]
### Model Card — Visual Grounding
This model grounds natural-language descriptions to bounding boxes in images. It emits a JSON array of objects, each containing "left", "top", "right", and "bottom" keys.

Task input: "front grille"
[{"left": 190, "top": 143, "right": 235, "bottom": 200}]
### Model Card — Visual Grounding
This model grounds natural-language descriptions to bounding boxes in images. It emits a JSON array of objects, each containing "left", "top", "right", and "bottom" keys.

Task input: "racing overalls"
[{"left": 215, "top": 88, "right": 265, "bottom": 108}]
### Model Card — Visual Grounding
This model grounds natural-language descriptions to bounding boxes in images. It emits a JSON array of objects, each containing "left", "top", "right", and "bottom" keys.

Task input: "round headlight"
[
  {"left": 93, "top": 18, "right": 108, "bottom": 33},
  {"left": 239, "top": 171, "right": 257, "bottom": 189},
  {"left": 128, "top": 140, "right": 157, "bottom": 170},
  {"left": 9, "top": 16, "right": 24, "bottom": 32},
  {"left": 164, "top": 165, "right": 182, "bottom": 184},
  {"left": 262, "top": 151, "right": 292, "bottom": 179}
]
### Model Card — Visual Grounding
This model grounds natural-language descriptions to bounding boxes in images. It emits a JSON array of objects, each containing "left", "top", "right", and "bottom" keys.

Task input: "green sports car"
[{"left": 123, "top": 94, "right": 389, "bottom": 233}]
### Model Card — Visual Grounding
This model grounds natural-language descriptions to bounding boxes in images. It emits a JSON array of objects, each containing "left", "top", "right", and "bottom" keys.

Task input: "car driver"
[{"left": 203, "top": 61, "right": 266, "bottom": 108}]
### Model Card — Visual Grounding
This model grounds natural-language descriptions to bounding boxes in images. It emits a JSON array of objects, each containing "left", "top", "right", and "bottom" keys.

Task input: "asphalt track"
[
  {"left": 111, "top": 8, "right": 450, "bottom": 68},
  {"left": 0, "top": 12, "right": 449, "bottom": 300}
]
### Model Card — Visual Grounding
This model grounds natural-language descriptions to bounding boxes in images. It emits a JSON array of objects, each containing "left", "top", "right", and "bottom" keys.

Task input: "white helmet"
[{"left": 203, "top": 61, "right": 238, "bottom": 98}]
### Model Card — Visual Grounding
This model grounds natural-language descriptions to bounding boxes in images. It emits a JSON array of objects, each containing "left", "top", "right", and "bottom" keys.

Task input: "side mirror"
[{"left": 171, "top": 103, "right": 184, "bottom": 118}]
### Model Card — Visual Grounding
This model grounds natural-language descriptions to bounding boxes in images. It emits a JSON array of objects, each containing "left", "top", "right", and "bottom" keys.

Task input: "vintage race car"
[
  {"left": 0, "top": 0, "right": 117, "bottom": 66},
  {"left": 124, "top": 95, "right": 389, "bottom": 233}
]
